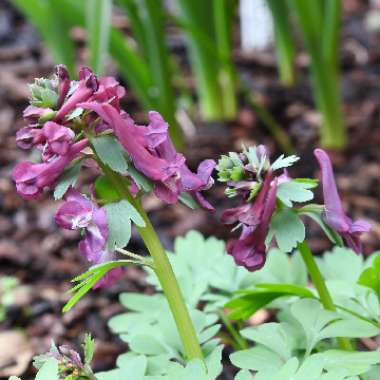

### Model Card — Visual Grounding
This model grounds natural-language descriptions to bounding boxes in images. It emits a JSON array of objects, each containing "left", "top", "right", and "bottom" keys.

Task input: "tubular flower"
[
  {"left": 314, "top": 148, "right": 371, "bottom": 253},
  {"left": 16, "top": 127, "right": 44, "bottom": 150},
  {"left": 41, "top": 121, "right": 75, "bottom": 157},
  {"left": 79, "top": 103, "right": 215, "bottom": 209},
  {"left": 12, "top": 139, "right": 88, "bottom": 200},
  {"left": 55, "top": 189, "right": 123, "bottom": 288},
  {"left": 225, "top": 172, "right": 278, "bottom": 271},
  {"left": 54, "top": 67, "right": 99, "bottom": 121}
]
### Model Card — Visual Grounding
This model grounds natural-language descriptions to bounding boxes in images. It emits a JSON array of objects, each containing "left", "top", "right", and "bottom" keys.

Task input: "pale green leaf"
[
  {"left": 53, "top": 160, "right": 82, "bottom": 199},
  {"left": 92, "top": 135, "right": 128, "bottom": 174},
  {"left": 271, "top": 209, "right": 305, "bottom": 253}
]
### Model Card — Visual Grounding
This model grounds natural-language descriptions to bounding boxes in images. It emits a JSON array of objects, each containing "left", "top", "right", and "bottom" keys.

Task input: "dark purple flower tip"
[
  {"left": 79, "top": 67, "right": 99, "bottom": 91},
  {"left": 94, "top": 76, "right": 126, "bottom": 109},
  {"left": 55, "top": 68, "right": 98, "bottom": 121},
  {"left": 55, "top": 65, "right": 71, "bottom": 109},
  {"left": 16, "top": 127, "right": 44, "bottom": 150},
  {"left": 42, "top": 121, "right": 75, "bottom": 156},
  {"left": 55, "top": 189, "right": 94, "bottom": 230},
  {"left": 314, "top": 148, "right": 371, "bottom": 253}
]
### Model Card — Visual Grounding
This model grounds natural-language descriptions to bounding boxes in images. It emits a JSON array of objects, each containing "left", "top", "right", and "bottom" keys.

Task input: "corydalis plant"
[
  {"left": 217, "top": 146, "right": 372, "bottom": 272},
  {"left": 11, "top": 65, "right": 216, "bottom": 361}
]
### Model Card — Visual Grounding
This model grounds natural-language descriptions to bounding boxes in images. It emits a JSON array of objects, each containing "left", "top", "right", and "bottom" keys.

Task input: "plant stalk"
[
  {"left": 297, "top": 241, "right": 353, "bottom": 351},
  {"left": 99, "top": 163, "right": 204, "bottom": 360}
]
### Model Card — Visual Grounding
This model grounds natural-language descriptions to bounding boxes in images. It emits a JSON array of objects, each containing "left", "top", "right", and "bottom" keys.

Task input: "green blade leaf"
[
  {"left": 271, "top": 209, "right": 305, "bottom": 253},
  {"left": 86, "top": 0, "right": 112, "bottom": 75}
]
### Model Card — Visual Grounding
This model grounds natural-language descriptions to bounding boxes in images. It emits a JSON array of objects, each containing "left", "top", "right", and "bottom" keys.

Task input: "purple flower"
[
  {"left": 79, "top": 103, "right": 216, "bottom": 209},
  {"left": 55, "top": 189, "right": 123, "bottom": 288},
  {"left": 55, "top": 67, "right": 98, "bottom": 121},
  {"left": 42, "top": 121, "right": 75, "bottom": 156},
  {"left": 16, "top": 127, "right": 44, "bottom": 150},
  {"left": 12, "top": 139, "right": 88, "bottom": 199},
  {"left": 56, "top": 64, "right": 71, "bottom": 109},
  {"left": 314, "top": 148, "right": 371, "bottom": 253},
  {"left": 23, "top": 105, "right": 54, "bottom": 126},
  {"left": 224, "top": 172, "right": 278, "bottom": 271}
]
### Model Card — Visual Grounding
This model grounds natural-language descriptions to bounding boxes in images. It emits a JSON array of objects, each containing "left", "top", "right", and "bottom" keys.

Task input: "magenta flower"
[
  {"left": 79, "top": 103, "right": 215, "bottom": 209},
  {"left": 23, "top": 105, "right": 54, "bottom": 126},
  {"left": 55, "top": 189, "right": 123, "bottom": 288},
  {"left": 41, "top": 121, "right": 75, "bottom": 157},
  {"left": 16, "top": 127, "right": 44, "bottom": 150},
  {"left": 12, "top": 139, "right": 88, "bottom": 200},
  {"left": 56, "top": 64, "right": 71, "bottom": 109},
  {"left": 314, "top": 148, "right": 371, "bottom": 253},
  {"left": 55, "top": 67, "right": 98, "bottom": 121},
  {"left": 224, "top": 172, "right": 277, "bottom": 271}
]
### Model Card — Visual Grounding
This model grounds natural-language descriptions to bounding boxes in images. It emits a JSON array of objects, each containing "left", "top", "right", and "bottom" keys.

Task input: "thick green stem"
[
  {"left": 99, "top": 163, "right": 203, "bottom": 360},
  {"left": 297, "top": 241, "right": 353, "bottom": 351}
]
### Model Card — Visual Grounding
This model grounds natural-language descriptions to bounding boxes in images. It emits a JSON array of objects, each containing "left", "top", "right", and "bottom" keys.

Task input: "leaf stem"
[
  {"left": 218, "top": 309, "right": 248, "bottom": 350},
  {"left": 297, "top": 241, "right": 354, "bottom": 351},
  {"left": 97, "top": 162, "right": 204, "bottom": 361}
]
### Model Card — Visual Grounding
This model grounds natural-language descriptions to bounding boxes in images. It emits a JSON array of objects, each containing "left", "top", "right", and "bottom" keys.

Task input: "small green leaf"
[
  {"left": 271, "top": 154, "right": 300, "bottom": 171},
  {"left": 95, "top": 176, "right": 121, "bottom": 203},
  {"left": 35, "top": 358, "right": 59, "bottom": 380},
  {"left": 271, "top": 209, "right": 305, "bottom": 253},
  {"left": 92, "top": 135, "right": 128, "bottom": 174},
  {"left": 277, "top": 180, "right": 314, "bottom": 207},
  {"left": 104, "top": 200, "right": 145, "bottom": 250},
  {"left": 359, "top": 254, "right": 380, "bottom": 300},
  {"left": 83, "top": 333, "right": 95, "bottom": 365},
  {"left": 54, "top": 160, "right": 82, "bottom": 199}
]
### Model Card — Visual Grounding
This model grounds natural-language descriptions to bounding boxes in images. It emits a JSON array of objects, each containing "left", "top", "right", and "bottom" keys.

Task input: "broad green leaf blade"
[
  {"left": 53, "top": 159, "right": 82, "bottom": 199},
  {"left": 271, "top": 209, "right": 305, "bottom": 253},
  {"left": 235, "top": 370, "right": 253, "bottom": 380},
  {"left": 230, "top": 345, "right": 284, "bottom": 372},
  {"left": 92, "top": 135, "right": 128, "bottom": 174},
  {"left": 277, "top": 180, "right": 314, "bottom": 207},
  {"left": 95, "top": 175, "right": 121, "bottom": 203},
  {"left": 35, "top": 358, "right": 59, "bottom": 380},
  {"left": 359, "top": 254, "right": 380, "bottom": 300},
  {"left": 86, "top": 0, "right": 112, "bottom": 75},
  {"left": 227, "top": 283, "right": 315, "bottom": 320},
  {"left": 104, "top": 200, "right": 145, "bottom": 250}
]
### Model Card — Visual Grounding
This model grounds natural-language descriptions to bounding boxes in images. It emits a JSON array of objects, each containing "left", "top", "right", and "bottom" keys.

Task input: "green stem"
[
  {"left": 98, "top": 163, "right": 204, "bottom": 361},
  {"left": 218, "top": 310, "right": 248, "bottom": 350},
  {"left": 297, "top": 241, "right": 353, "bottom": 351}
]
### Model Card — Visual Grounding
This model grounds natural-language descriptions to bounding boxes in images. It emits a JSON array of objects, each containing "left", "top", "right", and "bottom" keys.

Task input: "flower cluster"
[
  {"left": 12, "top": 66, "right": 216, "bottom": 287},
  {"left": 217, "top": 145, "right": 372, "bottom": 273},
  {"left": 217, "top": 146, "right": 280, "bottom": 271}
]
